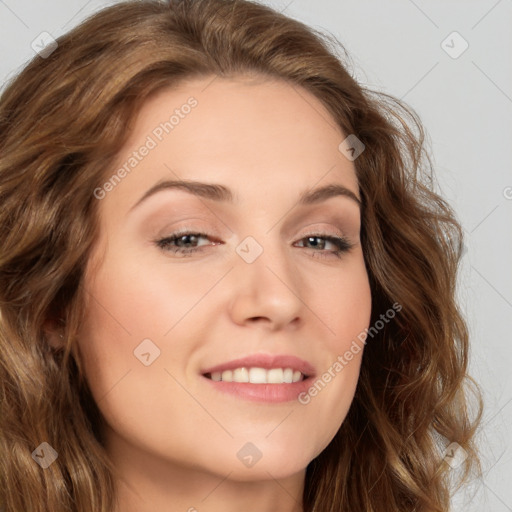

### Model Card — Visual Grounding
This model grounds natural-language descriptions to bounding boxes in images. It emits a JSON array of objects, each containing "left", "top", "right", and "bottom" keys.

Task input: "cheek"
[
  {"left": 319, "top": 251, "right": 372, "bottom": 351},
  {"left": 298, "top": 253, "right": 371, "bottom": 442},
  {"left": 76, "top": 246, "right": 225, "bottom": 417},
  {"left": 75, "top": 256, "right": 208, "bottom": 461},
  {"left": 79, "top": 246, "right": 215, "bottom": 351},
  {"left": 75, "top": 255, "right": 174, "bottom": 407}
]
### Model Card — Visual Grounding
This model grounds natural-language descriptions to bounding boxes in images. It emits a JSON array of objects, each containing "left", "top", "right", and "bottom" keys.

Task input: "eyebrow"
[{"left": 129, "top": 179, "right": 361, "bottom": 212}]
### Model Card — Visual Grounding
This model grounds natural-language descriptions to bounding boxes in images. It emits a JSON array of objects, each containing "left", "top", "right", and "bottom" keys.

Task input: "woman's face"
[{"left": 79, "top": 75, "right": 371, "bottom": 482}]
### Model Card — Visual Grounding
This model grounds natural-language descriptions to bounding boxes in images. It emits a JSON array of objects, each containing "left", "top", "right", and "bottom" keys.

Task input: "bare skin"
[{"left": 77, "top": 74, "right": 372, "bottom": 511}]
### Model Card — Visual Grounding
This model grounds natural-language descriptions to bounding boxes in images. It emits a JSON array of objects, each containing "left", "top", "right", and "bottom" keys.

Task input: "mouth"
[{"left": 200, "top": 354, "right": 315, "bottom": 403}]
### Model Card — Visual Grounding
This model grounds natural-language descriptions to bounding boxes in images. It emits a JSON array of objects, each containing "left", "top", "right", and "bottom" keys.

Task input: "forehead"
[{"left": 101, "top": 74, "right": 359, "bottom": 214}]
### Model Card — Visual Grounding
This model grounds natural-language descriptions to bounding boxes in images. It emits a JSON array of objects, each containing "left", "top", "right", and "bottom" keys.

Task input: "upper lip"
[{"left": 201, "top": 353, "right": 316, "bottom": 378}]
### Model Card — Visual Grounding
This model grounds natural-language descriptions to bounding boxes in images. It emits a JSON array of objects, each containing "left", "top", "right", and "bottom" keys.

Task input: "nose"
[{"left": 227, "top": 239, "right": 304, "bottom": 331}]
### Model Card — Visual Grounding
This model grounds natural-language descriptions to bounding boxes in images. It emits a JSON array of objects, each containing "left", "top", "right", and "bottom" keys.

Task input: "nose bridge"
[
  {"left": 229, "top": 231, "right": 303, "bottom": 328},
  {"left": 236, "top": 231, "right": 293, "bottom": 285}
]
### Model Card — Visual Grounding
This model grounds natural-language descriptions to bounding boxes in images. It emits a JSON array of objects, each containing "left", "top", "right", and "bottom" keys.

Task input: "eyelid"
[
  {"left": 154, "top": 227, "right": 355, "bottom": 261},
  {"left": 157, "top": 223, "right": 351, "bottom": 244},
  {"left": 295, "top": 224, "right": 347, "bottom": 240}
]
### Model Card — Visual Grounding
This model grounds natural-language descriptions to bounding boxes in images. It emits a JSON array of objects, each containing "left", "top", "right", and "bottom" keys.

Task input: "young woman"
[{"left": 0, "top": 1, "right": 481, "bottom": 511}]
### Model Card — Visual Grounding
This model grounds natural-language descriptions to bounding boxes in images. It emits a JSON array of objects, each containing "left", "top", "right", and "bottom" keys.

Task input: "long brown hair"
[{"left": 0, "top": 1, "right": 482, "bottom": 510}]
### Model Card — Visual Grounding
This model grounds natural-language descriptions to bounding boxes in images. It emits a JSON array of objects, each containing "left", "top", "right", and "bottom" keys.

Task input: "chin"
[
  {"left": 223, "top": 458, "right": 309, "bottom": 482},
  {"left": 207, "top": 439, "right": 316, "bottom": 482}
]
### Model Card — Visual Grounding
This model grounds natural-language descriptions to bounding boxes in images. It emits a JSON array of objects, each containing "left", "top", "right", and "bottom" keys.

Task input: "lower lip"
[{"left": 202, "top": 375, "right": 314, "bottom": 403}]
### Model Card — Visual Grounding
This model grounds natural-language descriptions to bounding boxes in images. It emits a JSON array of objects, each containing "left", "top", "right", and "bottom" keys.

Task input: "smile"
[
  {"left": 205, "top": 367, "right": 306, "bottom": 384},
  {"left": 201, "top": 353, "right": 315, "bottom": 402}
]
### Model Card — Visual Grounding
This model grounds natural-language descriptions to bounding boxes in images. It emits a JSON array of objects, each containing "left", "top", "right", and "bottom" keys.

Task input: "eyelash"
[{"left": 154, "top": 230, "right": 354, "bottom": 259}]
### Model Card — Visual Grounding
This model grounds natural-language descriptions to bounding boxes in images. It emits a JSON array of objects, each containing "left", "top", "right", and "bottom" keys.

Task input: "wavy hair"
[{"left": 0, "top": 1, "right": 482, "bottom": 510}]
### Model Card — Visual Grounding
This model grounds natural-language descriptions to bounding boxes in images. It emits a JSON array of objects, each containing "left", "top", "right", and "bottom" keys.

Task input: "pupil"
[
  {"left": 180, "top": 235, "right": 195, "bottom": 246},
  {"left": 308, "top": 236, "right": 323, "bottom": 248}
]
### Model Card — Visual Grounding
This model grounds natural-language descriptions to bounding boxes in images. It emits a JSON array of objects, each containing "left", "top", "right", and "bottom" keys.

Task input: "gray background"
[{"left": 1, "top": 0, "right": 511, "bottom": 509}]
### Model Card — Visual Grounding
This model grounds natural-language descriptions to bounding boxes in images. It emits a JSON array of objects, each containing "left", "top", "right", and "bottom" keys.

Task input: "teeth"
[
  {"left": 233, "top": 367, "right": 249, "bottom": 382},
  {"left": 221, "top": 369, "right": 232, "bottom": 382},
  {"left": 249, "top": 367, "right": 267, "bottom": 383},
  {"left": 267, "top": 368, "right": 283, "bottom": 384},
  {"left": 209, "top": 367, "right": 305, "bottom": 384}
]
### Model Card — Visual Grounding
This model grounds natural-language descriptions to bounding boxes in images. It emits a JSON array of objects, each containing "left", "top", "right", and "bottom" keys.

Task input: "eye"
[
  {"left": 155, "top": 231, "right": 216, "bottom": 257},
  {"left": 154, "top": 231, "right": 354, "bottom": 259},
  {"left": 294, "top": 234, "right": 354, "bottom": 259}
]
